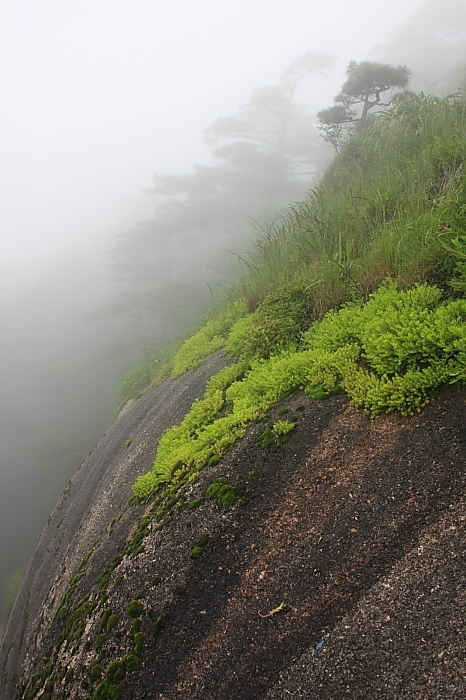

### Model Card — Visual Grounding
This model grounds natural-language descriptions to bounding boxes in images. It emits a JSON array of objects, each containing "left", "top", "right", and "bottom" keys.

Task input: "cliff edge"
[{"left": 1, "top": 349, "right": 465, "bottom": 699}]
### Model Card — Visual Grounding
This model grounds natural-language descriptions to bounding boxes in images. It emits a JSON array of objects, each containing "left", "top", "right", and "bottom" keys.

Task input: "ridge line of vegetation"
[{"left": 116, "top": 92, "right": 466, "bottom": 500}]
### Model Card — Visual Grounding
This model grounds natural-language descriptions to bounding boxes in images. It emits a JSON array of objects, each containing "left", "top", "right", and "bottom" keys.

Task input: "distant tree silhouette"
[
  {"left": 106, "top": 53, "right": 336, "bottom": 329},
  {"left": 318, "top": 61, "right": 411, "bottom": 149}
]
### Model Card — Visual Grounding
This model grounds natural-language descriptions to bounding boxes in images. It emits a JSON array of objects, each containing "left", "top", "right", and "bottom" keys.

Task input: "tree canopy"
[
  {"left": 106, "top": 52, "right": 335, "bottom": 336},
  {"left": 318, "top": 60, "right": 411, "bottom": 148}
]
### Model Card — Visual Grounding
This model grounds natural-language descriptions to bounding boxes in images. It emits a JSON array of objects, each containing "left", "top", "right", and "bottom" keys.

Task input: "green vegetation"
[
  {"left": 303, "top": 281, "right": 466, "bottom": 415},
  {"left": 28, "top": 87, "right": 466, "bottom": 700},
  {"left": 189, "top": 534, "right": 210, "bottom": 560},
  {"left": 189, "top": 546, "right": 203, "bottom": 560},
  {"left": 227, "top": 282, "right": 314, "bottom": 360},
  {"left": 116, "top": 301, "right": 248, "bottom": 409},
  {"left": 19, "top": 77, "right": 466, "bottom": 700},
  {"left": 205, "top": 478, "right": 238, "bottom": 509},
  {"left": 123, "top": 651, "right": 138, "bottom": 672},
  {"left": 318, "top": 60, "right": 411, "bottom": 146},
  {"left": 259, "top": 420, "right": 296, "bottom": 449},
  {"left": 125, "top": 599, "right": 144, "bottom": 618},
  {"left": 130, "top": 93, "right": 466, "bottom": 500},
  {"left": 106, "top": 613, "right": 118, "bottom": 632},
  {"left": 153, "top": 615, "right": 165, "bottom": 638},
  {"left": 88, "top": 659, "right": 102, "bottom": 682}
]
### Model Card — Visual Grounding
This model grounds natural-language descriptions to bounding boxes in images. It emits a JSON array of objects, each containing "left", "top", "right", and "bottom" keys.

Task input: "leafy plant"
[
  {"left": 205, "top": 477, "right": 238, "bottom": 509},
  {"left": 189, "top": 546, "right": 204, "bottom": 560},
  {"left": 258, "top": 420, "right": 296, "bottom": 449},
  {"left": 88, "top": 659, "right": 102, "bottom": 682},
  {"left": 125, "top": 600, "right": 143, "bottom": 619}
]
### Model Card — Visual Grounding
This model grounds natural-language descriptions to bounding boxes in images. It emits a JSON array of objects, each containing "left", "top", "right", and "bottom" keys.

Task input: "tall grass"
[{"left": 235, "top": 93, "right": 466, "bottom": 313}]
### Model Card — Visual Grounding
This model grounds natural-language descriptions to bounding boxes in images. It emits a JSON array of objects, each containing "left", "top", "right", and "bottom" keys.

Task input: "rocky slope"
[{"left": 1, "top": 351, "right": 466, "bottom": 699}]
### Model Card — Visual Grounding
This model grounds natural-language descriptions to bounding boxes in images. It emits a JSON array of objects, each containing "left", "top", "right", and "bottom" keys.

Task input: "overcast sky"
[{"left": 0, "top": 0, "right": 424, "bottom": 294}]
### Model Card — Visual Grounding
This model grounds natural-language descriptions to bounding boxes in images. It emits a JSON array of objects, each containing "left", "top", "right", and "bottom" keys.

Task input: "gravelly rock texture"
[
  {"left": 0, "top": 351, "right": 230, "bottom": 700},
  {"left": 1, "top": 353, "right": 465, "bottom": 700}
]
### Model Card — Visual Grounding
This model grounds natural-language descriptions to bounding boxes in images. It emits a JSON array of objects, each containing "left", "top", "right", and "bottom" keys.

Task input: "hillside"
[{"left": 2, "top": 93, "right": 466, "bottom": 700}]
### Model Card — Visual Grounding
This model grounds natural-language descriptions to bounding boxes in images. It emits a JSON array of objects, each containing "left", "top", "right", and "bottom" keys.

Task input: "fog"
[{"left": 1, "top": 0, "right": 464, "bottom": 626}]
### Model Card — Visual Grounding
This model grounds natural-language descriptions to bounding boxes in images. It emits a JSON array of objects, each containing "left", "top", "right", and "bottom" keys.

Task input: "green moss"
[
  {"left": 106, "top": 660, "right": 126, "bottom": 684},
  {"left": 189, "top": 547, "right": 203, "bottom": 560},
  {"left": 188, "top": 499, "right": 202, "bottom": 510},
  {"left": 153, "top": 615, "right": 165, "bottom": 637},
  {"left": 126, "top": 599, "right": 144, "bottom": 618},
  {"left": 124, "top": 517, "right": 152, "bottom": 557},
  {"left": 151, "top": 575, "right": 161, "bottom": 586},
  {"left": 259, "top": 420, "right": 296, "bottom": 449},
  {"left": 247, "top": 470, "right": 259, "bottom": 481},
  {"left": 106, "top": 614, "right": 118, "bottom": 632},
  {"left": 206, "top": 477, "right": 238, "bottom": 509},
  {"left": 97, "top": 554, "right": 123, "bottom": 601},
  {"left": 88, "top": 659, "right": 102, "bottom": 682},
  {"left": 133, "top": 632, "right": 144, "bottom": 655},
  {"left": 95, "top": 633, "right": 105, "bottom": 652},
  {"left": 123, "top": 652, "right": 138, "bottom": 672}
]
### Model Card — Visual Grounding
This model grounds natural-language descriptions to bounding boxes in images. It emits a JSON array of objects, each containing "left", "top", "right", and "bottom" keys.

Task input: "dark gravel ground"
[
  {"left": 0, "top": 352, "right": 231, "bottom": 700},
  {"left": 266, "top": 493, "right": 466, "bottom": 699},
  {"left": 1, "top": 353, "right": 465, "bottom": 700},
  {"left": 122, "top": 387, "right": 466, "bottom": 700}
]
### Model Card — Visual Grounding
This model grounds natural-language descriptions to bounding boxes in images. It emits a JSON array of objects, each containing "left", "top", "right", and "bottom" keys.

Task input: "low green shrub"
[
  {"left": 170, "top": 330, "right": 225, "bottom": 377},
  {"left": 93, "top": 679, "right": 121, "bottom": 700},
  {"left": 304, "top": 282, "right": 466, "bottom": 415},
  {"left": 123, "top": 652, "right": 138, "bottom": 672},
  {"left": 88, "top": 659, "right": 102, "bottom": 682},
  {"left": 153, "top": 615, "right": 165, "bottom": 637},
  {"left": 99, "top": 608, "right": 112, "bottom": 632},
  {"left": 105, "top": 660, "right": 126, "bottom": 684},
  {"left": 170, "top": 299, "right": 248, "bottom": 377},
  {"left": 206, "top": 477, "right": 238, "bottom": 509},
  {"left": 189, "top": 546, "right": 203, "bottom": 560},
  {"left": 133, "top": 632, "right": 144, "bottom": 655},
  {"left": 106, "top": 614, "right": 118, "bottom": 632},
  {"left": 258, "top": 420, "right": 296, "bottom": 449},
  {"left": 227, "top": 283, "right": 314, "bottom": 360},
  {"left": 133, "top": 280, "right": 466, "bottom": 497},
  {"left": 125, "top": 600, "right": 143, "bottom": 618},
  {"left": 95, "top": 633, "right": 105, "bottom": 652}
]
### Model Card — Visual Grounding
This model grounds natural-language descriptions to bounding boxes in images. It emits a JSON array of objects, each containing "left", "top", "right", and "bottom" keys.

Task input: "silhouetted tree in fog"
[
  {"left": 318, "top": 60, "right": 410, "bottom": 149},
  {"left": 106, "top": 52, "right": 335, "bottom": 330}
]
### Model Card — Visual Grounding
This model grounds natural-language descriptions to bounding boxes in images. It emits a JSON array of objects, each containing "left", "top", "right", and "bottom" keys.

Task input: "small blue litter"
[{"left": 315, "top": 640, "right": 325, "bottom": 652}]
